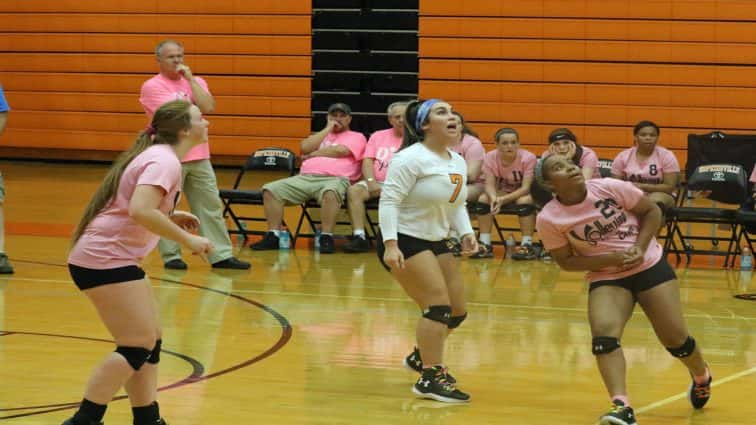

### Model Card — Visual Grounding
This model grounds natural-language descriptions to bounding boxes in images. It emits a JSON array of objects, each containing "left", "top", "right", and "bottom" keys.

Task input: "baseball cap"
[{"left": 327, "top": 102, "right": 352, "bottom": 115}]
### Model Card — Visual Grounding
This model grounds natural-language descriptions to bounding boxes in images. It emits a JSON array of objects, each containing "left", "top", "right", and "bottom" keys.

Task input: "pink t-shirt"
[
  {"left": 482, "top": 148, "right": 537, "bottom": 193},
  {"left": 611, "top": 146, "right": 680, "bottom": 185},
  {"left": 139, "top": 74, "right": 211, "bottom": 162},
  {"left": 299, "top": 130, "right": 366, "bottom": 183},
  {"left": 542, "top": 145, "right": 601, "bottom": 179},
  {"left": 750, "top": 167, "right": 756, "bottom": 183},
  {"left": 451, "top": 134, "right": 486, "bottom": 184},
  {"left": 363, "top": 128, "right": 402, "bottom": 182},
  {"left": 536, "top": 178, "right": 663, "bottom": 283},
  {"left": 68, "top": 144, "right": 183, "bottom": 269}
]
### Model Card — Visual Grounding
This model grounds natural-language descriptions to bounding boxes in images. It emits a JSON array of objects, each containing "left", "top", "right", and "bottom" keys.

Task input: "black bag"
[
  {"left": 686, "top": 163, "right": 748, "bottom": 204},
  {"left": 686, "top": 132, "right": 755, "bottom": 202}
]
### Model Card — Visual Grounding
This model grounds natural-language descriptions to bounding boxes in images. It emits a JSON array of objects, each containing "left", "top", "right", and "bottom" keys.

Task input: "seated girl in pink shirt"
[
  {"left": 471, "top": 128, "right": 538, "bottom": 260},
  {"left": 535, "top": 155, "right": 712, "bottom": 425},
  {"left": 543, "top": 127, "right": 600, "bottom": 180},
  {"left": 63, "top": 100, "right": 214, "bottom": 425},
  {"left": 450, "top": 112, "right": 486, "bottom": 201},
  {"left": 611, "top": 120, "right": 681, "bottom": 214}
]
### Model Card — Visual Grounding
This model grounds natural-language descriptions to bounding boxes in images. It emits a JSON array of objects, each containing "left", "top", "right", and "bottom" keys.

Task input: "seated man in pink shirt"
[
  {"left": 139, "top": 39, "right": 249, "bottom": 270},
  {"left": 251, "top": 103, "right": 366, "bottom": 253},
  {"left": 342, "top": 101, "right": 406, "bottom": 253}
]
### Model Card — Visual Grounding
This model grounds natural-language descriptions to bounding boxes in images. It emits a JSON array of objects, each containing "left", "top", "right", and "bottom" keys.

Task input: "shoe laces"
[
  {"left": 435, "top": 368, "right": 456, "bottom": 391},
  {"left": 609, "top": 401, "right": 628, "bottom": 413},
  {"left": 693, "top": 381, "right": 711, "bottom": 398}
]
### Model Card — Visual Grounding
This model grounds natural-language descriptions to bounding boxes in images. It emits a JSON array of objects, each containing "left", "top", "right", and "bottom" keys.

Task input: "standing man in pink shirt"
[
  {"left": 342, "top": 101, "right": 407, "bottom": 253},
  {"left": 139, "top": 40, "right": 249, "bottom": 270},
  {"left": 251, "top": 103, "right": 366, "bottom": 253}
]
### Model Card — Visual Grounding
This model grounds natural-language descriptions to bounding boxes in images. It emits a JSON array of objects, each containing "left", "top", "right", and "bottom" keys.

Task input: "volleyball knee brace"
[
  {"left": 146, "top": 339, "right": 162, "bottom": 365},
  {"left": 447, "top": 312, "right": 468, "bottom": 329},
  {"left": 422, "top": 305, "right": 452, "bottom": 325},
  {"left": 115, "top": 346, "right": 152, "bottom": 371},
  {"left": 666, "top": 336, "right": 696, "bottom": 358},
  {"left": 592, "top": 336, "right": 621, "bottom": 355}
]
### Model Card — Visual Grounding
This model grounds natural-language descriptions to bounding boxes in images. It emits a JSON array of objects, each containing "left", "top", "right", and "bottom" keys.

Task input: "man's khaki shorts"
[{"left": 263, "top": 175, "right": 350, "bottom": 205}]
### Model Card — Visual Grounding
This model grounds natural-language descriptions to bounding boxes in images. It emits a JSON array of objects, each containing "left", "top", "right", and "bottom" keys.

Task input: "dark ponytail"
[{"left": 400, "top": 100, "right": 424, "bottom": 150}]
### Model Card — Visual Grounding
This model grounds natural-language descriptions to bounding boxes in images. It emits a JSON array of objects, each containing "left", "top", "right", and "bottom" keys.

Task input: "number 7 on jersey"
[{"left": 448, "top": 173, "right": 463, "bottom": 203}]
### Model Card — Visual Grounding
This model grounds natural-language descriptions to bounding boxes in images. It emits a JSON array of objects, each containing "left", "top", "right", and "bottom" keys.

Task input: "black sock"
[
  {"left": 132, "top": 402, "right": 160, "bottom": 425},
  {"left": 73, "top": 398, "right": 107, "bottom": 424}
]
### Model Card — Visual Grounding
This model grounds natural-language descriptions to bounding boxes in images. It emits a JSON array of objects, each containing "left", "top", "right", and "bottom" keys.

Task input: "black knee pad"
[
  {"left": 115, "top": 346, "right": 152, "bottom": 371},
  {"left": 666, "top": 336, "right": 696, "bottom": 358},
  {"left": 422, "top": 305, "right": 451, "bottom": 325},
  {"left": 592, "top": 336, "right": 621, "bottom": 355},
  {"left": 447, "top": 312, "right": 468, "bottom": 329},
  {"left": 146, "top": 339, "right": 162, "bottom": 365}
]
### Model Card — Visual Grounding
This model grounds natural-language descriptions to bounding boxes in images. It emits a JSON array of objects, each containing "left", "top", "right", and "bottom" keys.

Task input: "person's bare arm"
[{"left": 177, "top": 64, "right": 215, "bottom": 113}]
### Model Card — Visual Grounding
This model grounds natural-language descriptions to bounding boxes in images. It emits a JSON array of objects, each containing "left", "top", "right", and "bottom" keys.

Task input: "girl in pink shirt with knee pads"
[
  {"left": 535, "top": 155, "right": 712, "bottom": 425},
  {"left": 64, "top": 100, "right": 213, "bottom": 425}
]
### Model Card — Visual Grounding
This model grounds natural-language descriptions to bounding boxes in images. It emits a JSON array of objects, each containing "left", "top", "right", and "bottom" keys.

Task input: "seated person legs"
[{"left": 343, "top": 181, "right": 379, "bottom": 253}]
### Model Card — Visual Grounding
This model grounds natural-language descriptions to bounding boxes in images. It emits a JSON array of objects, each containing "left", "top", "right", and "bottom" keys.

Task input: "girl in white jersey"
[
  {"left": 63, "top": 101, "right": 213, "bottom": 425},
  {"left": 378, "top": 99, "right": 477, "bottom": 403},
  {"left": 611, "top": 120, "right": 681, "bottom": 215},
  {"left": 535, "top": 155, "right": 711, "bottom": 425}
]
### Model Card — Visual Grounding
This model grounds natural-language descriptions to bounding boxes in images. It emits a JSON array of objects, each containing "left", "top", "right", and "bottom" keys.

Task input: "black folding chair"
[
  {"left": 468, "top": 201, "right": 537, "bottom": 246},
  {"left": 597, "top": 158, "right": 614, "bottom": 178},
  {"left": 219, "top": 147, "right": 296, "bottom": 242}
]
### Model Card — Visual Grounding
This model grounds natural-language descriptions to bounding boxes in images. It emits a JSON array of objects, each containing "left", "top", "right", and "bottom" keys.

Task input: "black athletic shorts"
[
  {"left": 376, "top": 232, "right": 454, "bottom": 271},
  {"left": 589, "top": 257, "right": 677, "bottom": 296},
  {"left": 68, "top": 264, "right": 146, "bottom": 291}
]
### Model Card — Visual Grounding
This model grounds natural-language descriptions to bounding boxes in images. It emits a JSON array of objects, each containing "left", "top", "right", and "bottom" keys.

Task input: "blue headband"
[{"left": 414, "top": 99, "right": 440, "bottom": 132}]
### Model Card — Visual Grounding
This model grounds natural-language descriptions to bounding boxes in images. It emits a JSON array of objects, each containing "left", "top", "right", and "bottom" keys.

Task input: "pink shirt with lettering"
[
  {"left": 451, "top": 134, "right": 486, "bottom": 184},
  {"left": 542, "top": 146, "right": 601, "bottom": 179},
  {"left": 68, "top": 144, "right": 182, "bottom": 269},
  {"left": 536, "top": 178, "right": 663, "bottom": 283},
  {"left": 300, "top": 130, "right": 366, "bottom": 183},
  {"left": 139, "top": 74, "right": 211, "bottom": 162},
  {"left": 363, "top": 128, "right": 402, "bottom": 182},
  {"left": 482, "top": 148, "right": 537, "bottom": 193},
  {"left": 611, "top": 146, "right": 680, "bottom": 185}
]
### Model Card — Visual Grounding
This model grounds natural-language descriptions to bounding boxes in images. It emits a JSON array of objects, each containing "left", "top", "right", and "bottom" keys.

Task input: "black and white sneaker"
[
  {"left": 343, "top": 235, "right": 370, "bottom": 253},
  {"left": 250, "top": 232, "right": 279, "bottom": 250},
  {"left": 599, "top": 399, "right": 636, "bottom": 425},
  {"left": 404, "top": 347, "right": 423, "bottom": 373},
  {"left": 412, "top": 366, "right": 470, "bottom": 403},
  {"left": 403, "top": 347, "right": 456, "bottom": 384},
  {"left": 688, "top": 368, "right": 712, "bottom": 409},
  {"left": 470, "top": 242, "right": 493, "bottom": 259}
]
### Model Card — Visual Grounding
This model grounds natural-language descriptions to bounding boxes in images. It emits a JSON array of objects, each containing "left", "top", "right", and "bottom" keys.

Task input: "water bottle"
[
  {"left": 278, "top": 227, "right": 290, "bottom": 250},
  {"left": 505, "top": 234, "right": 516, "bottom": 259},
  {"left": 741, "top": 246, "right": 753, "bottom": 270},
  {"left": 313, "top": 227, "right": 321, "bottom": 250}
]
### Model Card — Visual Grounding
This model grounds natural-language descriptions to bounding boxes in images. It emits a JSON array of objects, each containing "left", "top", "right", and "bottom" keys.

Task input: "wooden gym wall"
[
  {"left": 0, "top": 0, "right": 311, "bottom": 159},
  {"left": 419, "top": 0, "right": 756, "bottom": 166}
]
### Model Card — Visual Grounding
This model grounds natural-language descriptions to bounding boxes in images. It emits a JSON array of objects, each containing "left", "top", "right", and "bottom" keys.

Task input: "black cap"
[{"left": 327, "top": 102, "right": 352, "bottom": 115}]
